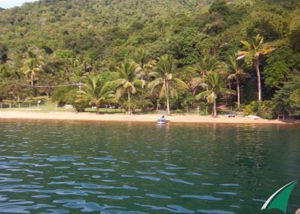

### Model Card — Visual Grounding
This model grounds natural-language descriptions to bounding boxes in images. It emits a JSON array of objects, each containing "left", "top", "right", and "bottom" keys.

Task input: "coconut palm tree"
[
  {"left": 22, "top": 51, "right": 44, "bottom": 87},
  {"left": 132, "top": 49, "right": 149, "bottom": 71},
  {"left": 108, "top": 61, "right": 145, "bottom": 114},
  {"left": 197, "top": 53, "right": 222, "bottom": 77},
  {"left": 238, "top": 34, "right": 275, "bottom": 102},
  {"left": 190, "top": 54, "right": 222, "bottom": 94},
  {"left": 148, "top": 55, "right": 188, "bottom": 115},
  {"left": 196, "top": 71, "right": 235, "bottom": 116},
  {"left": 78, "top": 75, "right": 114, "bottom": 114},
  {"left": 227, "top": 55, "right": 249, "bottom": 108},
  {"left": 190, "top": 54, "right": 223, "bottom": 114},
  {"left": 132, "top": 49, "right": 154, "bottom": 80}
]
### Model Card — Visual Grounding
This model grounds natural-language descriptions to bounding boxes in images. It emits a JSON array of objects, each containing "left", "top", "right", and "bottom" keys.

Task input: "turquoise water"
[{"left": 0, "top": 121, "right": 299, "bottom": 214}]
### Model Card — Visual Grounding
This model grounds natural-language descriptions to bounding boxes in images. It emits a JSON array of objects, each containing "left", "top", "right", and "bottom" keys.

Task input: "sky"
[{"left": 0, "top": 0, "right": 38, "bottom": 9}]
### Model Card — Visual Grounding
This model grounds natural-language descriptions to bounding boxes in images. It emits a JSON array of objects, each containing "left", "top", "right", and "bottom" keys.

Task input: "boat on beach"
[{"left": 157, "top": 116, "right": 168, "bottom": 124}]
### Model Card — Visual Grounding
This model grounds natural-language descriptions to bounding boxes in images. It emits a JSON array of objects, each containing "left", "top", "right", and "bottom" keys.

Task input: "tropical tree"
[
  {"left": 78, "top": 75, "right": 114, "bottom": 114},
  {"left": 132, "top": 49, "right": 149, "bottom": 71},
  {"left": 190, "top": 54, "right": 222, "bottom": 94},
  {"left": 190, "top": 54, "right": 223, "bottom": 114},
  {"left": 132, "top": 49, "right": 154, "bottom": 80},
  {"left": 197, "top": 53, "right": 222, "bottom": 77},
  {"left": 227, "top": 55, "right": 249, "bottom": 108},
  {"left": 196, "top": 71, "right": 235, "bottom": 116},
  {"left": 22, "top": 51, "right": 44, "bottom": 87},
  {"left": 108, "top": 61, "right": 145, "bottom": 114},
  {"left": 148, "top": 55, "right": 188, "bottom": 115},
  {"left": 238, "top": 34, "right": 275, "bottom": 102}
]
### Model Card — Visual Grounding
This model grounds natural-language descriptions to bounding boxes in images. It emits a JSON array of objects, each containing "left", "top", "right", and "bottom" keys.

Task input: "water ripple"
[
  {"left": 138, "top": 176, "right": 161, "bottom": 181},
  {"left": 135, "top": 203, "right": 194, "bottom": 213},
  {"left": 169, "top": 178, "right": 194, "bottom": 185},
  {"left": 146, "top": 194, "right": 172, "bottom": 199},
  {"left": 181, "top": 195, "right": 223, "bottom": 201},
  {"left": 197, "top": 209, "right": 235, "bottom": 214}
]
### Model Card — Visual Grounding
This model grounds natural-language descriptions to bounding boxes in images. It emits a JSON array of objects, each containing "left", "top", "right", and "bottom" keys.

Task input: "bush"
[
  {"left": 173, "top": 109, "right": 184, "bottom": 114},
  {"left": 123, "top": 99, "right": 154, "bottom": 113},
  {"left": 52, "top": 87, "right": 89, "bottom": 112},
  {"left": 244, "top": 101, "right": 275, "bottom": 119}
]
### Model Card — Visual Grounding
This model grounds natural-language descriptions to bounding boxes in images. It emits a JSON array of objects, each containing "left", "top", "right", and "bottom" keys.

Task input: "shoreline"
[{"left": 0, "top": 111, "right": 298, "bottom": 125}]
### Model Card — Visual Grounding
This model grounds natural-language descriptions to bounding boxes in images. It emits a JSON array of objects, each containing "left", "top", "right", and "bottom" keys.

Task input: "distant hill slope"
[{"left": 0, "top": 0, "right": 299, "bottom": 67}]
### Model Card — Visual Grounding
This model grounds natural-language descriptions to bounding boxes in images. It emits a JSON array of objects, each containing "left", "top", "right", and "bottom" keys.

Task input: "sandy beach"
[{"left": 0, "top": 111, "right": 298, "bottom": 125}]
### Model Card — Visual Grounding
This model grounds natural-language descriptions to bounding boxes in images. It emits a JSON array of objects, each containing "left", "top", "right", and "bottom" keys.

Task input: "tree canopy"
[{"left": 0, "top": 0, "right": 299, "bottom": 117}]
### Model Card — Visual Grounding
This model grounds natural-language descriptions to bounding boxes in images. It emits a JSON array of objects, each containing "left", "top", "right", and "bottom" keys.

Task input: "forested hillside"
[{"left": 0, "top": 0, "right": 299, "bottom": 117}]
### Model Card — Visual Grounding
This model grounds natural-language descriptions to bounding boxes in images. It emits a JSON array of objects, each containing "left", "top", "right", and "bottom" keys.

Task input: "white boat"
[{"left": 157, "top": 117, "right": 168, "bottom": 124}]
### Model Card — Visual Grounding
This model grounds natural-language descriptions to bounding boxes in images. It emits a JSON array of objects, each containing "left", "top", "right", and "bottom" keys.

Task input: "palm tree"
[
  {"left": 227, "top": 55, "right": 249, "bottom": 108},
  {"left": 190, "top": 54, "right": 222, "bottom": 94},
  {"left": 196, "top": 71, "right": 235, "bottom": 116},
  {"left": 238, "top": 34, "right": 275, "bottom": 102},
  {"left": 132, "top": 49, "right": 149, "bottom": 71},
  {"left": 148, "top": 55, "right": 188, "bottom": 115},
  {"left": 108, "top": 61, "right": 145, "bottom": 114},
  {"left": 191, "top": 54, "right": 223, "bottom": 114},
  {"left": 78, "top": 75, "right": 114, "bottom": 114},
  {"left": 68, "top": 57, "right": 90, "bottom": 90},
  {"left": 22, "top": 51, "right": 44, "bottom": 87},
  {"left": 132, "top": 49, "right": 154, "bottom": 80},
  {"left": 197, "top": 53, "right": 222, "bottom": 77}
]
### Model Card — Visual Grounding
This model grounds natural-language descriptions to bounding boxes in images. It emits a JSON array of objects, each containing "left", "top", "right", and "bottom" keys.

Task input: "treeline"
[{"left": 0, "top": 0, "right": 300, "bottom": 117}]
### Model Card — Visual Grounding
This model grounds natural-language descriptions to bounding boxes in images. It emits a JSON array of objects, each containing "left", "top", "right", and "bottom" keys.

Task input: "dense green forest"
[{"left": 0, "top": 0, "right": 299, "bottom": 117}]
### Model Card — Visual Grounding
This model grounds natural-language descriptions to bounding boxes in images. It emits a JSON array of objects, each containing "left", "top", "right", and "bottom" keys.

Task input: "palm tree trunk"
[
  {"left": 213, "top": 98, "right": 217, "bottom": 117},
  {"left": 30, "top": 73, "right": 34, "bottom": 88},
  {"left": 96, "top": 105, "right": 99, "bottom": 114},
  {"left": 254, "top": 59, "right": 262, "bottom": 102},
  {"left": 127, "top": 91, "right": 131, "bottom": 114},
  {"left": 166, "top": 82, "right": 170, "bottom": 115},
  {"left": 237, "top": 78, "right": 240, "bottom": 108}
]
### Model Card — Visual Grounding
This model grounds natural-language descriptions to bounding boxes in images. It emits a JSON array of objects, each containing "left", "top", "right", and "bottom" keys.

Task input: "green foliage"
[
  {"left": 78, "top": 75, "right": 115, "bottom": 113},
  {"left": 0, "top": 0, "right": 299, "bottom": 117},
  {"left": 288, "top": 9, "right": 300, "bottom": 51},
  {"left": 123, "top": 99, "right": 154, "bottom": 113},
  {"left": 244, "top": 100, "right": 274, "bottom": 119},
  {"left": 148, "top": 55, "right": 188, "bottom": 114},
  {"left": 195, "top": 71, "right": 235, "bottom": 116},
  {"left": 241, "top": 5, "right": 288, "bottom": 40},
  {"left": 173, "top": 109, "right": 185, "bottom": 114},
  {"left": 209, "top": 0, "right": 229, "bottom": 17},
  {"left": 168, "top": 27, "right": 200, "bottom": 65},
  {"left": 272, "top": 72, "right": 300, "bottom": 117},
  {"left": 264, "top": 47, "right": 300, "bottom": 88},
  {"left": 52, "top": 86, "right": 89, "bottom": 111},
  {"left": 0, "top": 43, "right": 8, "bottom": 63}
]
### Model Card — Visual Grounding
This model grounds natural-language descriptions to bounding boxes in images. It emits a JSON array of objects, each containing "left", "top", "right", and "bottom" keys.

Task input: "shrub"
[
  {"left": 173, "top": 109, "right": 184, "bottom": 114},
  {"left": 244, "top": 101, "right": 275, "bottom": 119}
]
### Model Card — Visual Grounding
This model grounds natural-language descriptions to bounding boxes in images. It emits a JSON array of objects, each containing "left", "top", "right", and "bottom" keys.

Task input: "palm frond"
[
  {"left": 195, "top": 90, "right": 212, "bottom": 100},
  {"left": 148, "top": 78, "right": 164, "bottom": 90},
  {"left": 173, "top": 78, "right": 188, "bottom": 89}
]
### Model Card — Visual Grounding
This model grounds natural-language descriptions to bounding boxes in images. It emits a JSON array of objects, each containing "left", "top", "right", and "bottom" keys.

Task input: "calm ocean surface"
[{"left": 0, "top": 120, "right": 299, "bottom": 214}]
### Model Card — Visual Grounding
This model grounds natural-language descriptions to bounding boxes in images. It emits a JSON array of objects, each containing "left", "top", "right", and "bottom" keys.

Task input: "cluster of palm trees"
[
  {"left": 78, "top": 55, "right": 188, "bottom": 115},
  {"left": 78, "top": 35, "right": 273, "bottom": 116},
  {"left": 79, "top": 54, "right": 237, "bottom": 116}
]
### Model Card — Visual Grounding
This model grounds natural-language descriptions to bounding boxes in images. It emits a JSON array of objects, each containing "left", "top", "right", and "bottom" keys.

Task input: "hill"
[
  {"left": 0, "top": 0, "right": 258, "bottom": 66},
  {"left": 0, "top": 0, "right": 300, "bottom": 117}
]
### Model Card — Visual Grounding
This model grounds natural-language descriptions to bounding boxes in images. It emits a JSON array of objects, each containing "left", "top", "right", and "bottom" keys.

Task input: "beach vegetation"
[{"left": 0, "top": 0, "right": 299, "bottom": 118}]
